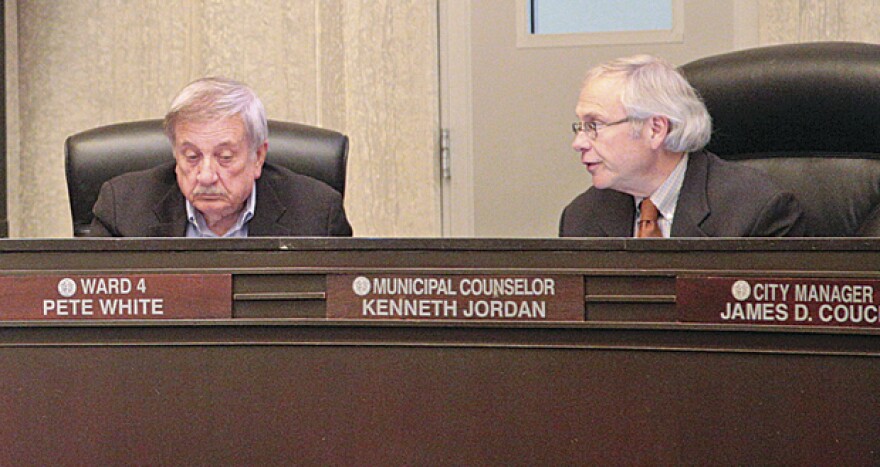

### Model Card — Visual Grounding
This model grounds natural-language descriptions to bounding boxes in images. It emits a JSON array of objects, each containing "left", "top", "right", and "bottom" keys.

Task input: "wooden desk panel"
[
  {"left": 0, "top": 238, "right": 877, "bottom": 464},
  {"left": 2, "top": 340, "right": 876, "bottom": 465}
]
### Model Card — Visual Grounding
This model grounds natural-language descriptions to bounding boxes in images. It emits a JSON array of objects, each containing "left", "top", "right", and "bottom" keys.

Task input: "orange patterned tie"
[{"left": 637, "top": 199, "right": 662, "bottom": 238}]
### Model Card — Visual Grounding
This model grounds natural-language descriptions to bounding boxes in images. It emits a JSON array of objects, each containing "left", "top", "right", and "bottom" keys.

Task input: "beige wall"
[
  {"left": 454, "top": 0, "right": 880, "bottom": 238},
  {"left": 6, "top": 0, "right": 440, "bottom": 238},
  {"left": 760, "top": 0, "right": 880, "bottom": 44},
  {"left": 466, "top": 0, "right": 743, "bottom": 238},
  {"left": 7, "top": 0, "right": 880, "bottom": 239}
]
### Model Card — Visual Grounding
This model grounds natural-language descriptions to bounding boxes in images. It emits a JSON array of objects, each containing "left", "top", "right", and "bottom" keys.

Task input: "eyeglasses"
[{"left": 572, "top": 118, "right": 632, "bottom": 140}]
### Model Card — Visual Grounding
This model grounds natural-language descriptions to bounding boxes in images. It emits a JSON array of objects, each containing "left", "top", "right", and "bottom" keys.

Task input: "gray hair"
[
  {"left": 583, "top": 55, "right": 711, "bottom": 152},
  {"left": 163, "top": 77, "right": 268, "bottom": 154}
]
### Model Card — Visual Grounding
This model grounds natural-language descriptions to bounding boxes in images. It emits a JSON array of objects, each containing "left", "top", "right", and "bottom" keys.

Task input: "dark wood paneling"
[{"left": 0, "top": 238, "right": 878, "bottom": 464}]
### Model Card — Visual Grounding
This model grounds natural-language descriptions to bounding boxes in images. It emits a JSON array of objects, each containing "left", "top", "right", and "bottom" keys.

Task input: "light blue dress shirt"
[{"left": 185, "top": 185, "right": 257, "bottom": 238}]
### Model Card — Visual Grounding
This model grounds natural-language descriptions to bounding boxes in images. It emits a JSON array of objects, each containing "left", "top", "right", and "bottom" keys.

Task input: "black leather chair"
[
  {"left": 65, "top": 119, "right": 348, "bottom": 237},
  {"left": 680, "top": 41, "right": 880, "bottom": 237}
]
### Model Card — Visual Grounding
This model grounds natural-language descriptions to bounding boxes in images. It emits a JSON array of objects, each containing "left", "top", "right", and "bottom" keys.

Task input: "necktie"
[{"left": 637, "top": 199, "right": 662, "bottom": 238}]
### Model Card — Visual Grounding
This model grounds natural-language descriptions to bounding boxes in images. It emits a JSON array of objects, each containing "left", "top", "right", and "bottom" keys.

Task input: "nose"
[
  {"left": 572, "top": 131, "right": 592, "bottom": 158},
  {"left": 196, "top": 156, "right": 219, "bottom": 185}
]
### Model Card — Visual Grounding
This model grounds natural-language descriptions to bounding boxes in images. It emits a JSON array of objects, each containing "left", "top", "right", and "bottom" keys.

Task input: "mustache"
[{"left": 192, "top": 186, "right": 226, "bottom": 196}]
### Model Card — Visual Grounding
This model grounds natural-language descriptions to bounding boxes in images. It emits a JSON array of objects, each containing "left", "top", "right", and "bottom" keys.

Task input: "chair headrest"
[{"left": 680, "top": 41, "right": 880, "bottom": 159}]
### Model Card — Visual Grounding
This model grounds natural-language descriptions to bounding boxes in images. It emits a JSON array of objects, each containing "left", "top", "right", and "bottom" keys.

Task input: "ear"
[
  {"left": 647, "top": 115, "right": 671, "bottom": 150},
  {"left": 253, "top": 141, "right": 268, "bottom": 179}
]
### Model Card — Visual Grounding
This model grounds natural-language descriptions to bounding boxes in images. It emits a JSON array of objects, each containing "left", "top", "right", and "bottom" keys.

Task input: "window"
[{"left": 517, "top": 0, "right": 683, "bottom": 48}]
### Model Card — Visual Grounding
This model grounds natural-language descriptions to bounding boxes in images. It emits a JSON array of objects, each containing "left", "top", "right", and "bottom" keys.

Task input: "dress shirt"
[
  {"left": 185, "top": 185, "right": 257, "bottom": 238},
  {"left": 633, "top": 153, "right": 688, "bottom": 238}
]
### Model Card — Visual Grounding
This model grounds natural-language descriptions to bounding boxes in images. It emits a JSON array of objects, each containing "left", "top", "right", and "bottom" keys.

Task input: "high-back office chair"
[
  {"left": 680, "top": 41, "right": 880, "bottom": 236},
  {"left": 65, "top": 119, "right": 348, "bottom": 237}
]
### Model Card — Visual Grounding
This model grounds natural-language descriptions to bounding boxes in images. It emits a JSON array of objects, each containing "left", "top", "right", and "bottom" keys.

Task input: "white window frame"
[{"left": 516, "top": 0, "right": 685, "bottom": 48}]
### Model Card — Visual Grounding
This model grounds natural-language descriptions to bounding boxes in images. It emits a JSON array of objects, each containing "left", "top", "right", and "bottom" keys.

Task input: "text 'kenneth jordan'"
[{"left": 354, "top": 276, "right": 558, "bottom": 320}]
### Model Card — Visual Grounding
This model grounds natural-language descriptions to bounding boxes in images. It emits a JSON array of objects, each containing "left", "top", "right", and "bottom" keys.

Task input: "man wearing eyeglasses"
[{"left": 559, "top": 55, "right": 804, "bottom": 238}]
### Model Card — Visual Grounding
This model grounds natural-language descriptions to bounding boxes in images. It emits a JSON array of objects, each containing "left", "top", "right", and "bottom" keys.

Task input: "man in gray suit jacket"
[
  {"left": 89, "top": 77, "right": 352, "bottom": 238},
  {"left": 559, "top": 55, "right": 804, "bottom": 238}
]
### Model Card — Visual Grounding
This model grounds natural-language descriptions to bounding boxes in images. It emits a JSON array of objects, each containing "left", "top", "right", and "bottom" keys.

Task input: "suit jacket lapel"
[
  {"left": 599, "top": 189, "right": 637, "bottom": 237},
  {"left": 671, "top": 150, "right": 711, "bottom": 237},
  {"left": 148, "top": 168, "right": 293, "bottom": 237},
  {"left": 248, "top": 175, "right": 291, "bottom": 236},
  {"left": 149, "top": 184, "right": 188, "bottom": 237}
]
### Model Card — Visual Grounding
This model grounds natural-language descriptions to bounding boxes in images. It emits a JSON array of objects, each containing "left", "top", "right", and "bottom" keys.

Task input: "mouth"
[
  {"left": 192, "top": 193, "right": 227, "bottom": 204},
  {"left": 584, "top": 161, "right": 601, "bottom": 173},
  {"left": 193, "top": 187, "right": 226, "bottom": 200}
]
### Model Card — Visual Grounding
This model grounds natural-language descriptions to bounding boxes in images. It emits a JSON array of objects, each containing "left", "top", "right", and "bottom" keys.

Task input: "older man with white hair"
[
  {"left": 89, "top": 77, "right": 352, "bottom": 237},
  {"left": 560, "top": 55, "right": 804, "bottom": 238}
]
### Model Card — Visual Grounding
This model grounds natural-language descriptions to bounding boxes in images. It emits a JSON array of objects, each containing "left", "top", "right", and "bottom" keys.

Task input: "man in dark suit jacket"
[
  {"left": 89, "top": 77, "right": 352, "bottom": 237},
  {"left": 560, "top": 150, "right": 803, "bottom": 237},
  {"left": 90, "top": 161, "right": 351, "bottom": 237},
  {"left": 559, "top": 55, "right": 803, "bottom": 238}
]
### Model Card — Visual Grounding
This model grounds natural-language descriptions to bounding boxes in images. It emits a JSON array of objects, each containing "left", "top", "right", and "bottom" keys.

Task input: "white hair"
[
  {"left": 164, "top": 77, "right": 268, "bottom": 154},
  {"left": 583, "top": 55, "right": 711, "bottom": 152}
]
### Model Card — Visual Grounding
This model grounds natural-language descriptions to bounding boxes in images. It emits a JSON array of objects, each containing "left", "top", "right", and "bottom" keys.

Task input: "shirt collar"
[
  {"left": 634, "top": 152, "right": 688, "bottom": 222},
  {"left": 185, "top": 184, "right": 257, "bottom": 238}
]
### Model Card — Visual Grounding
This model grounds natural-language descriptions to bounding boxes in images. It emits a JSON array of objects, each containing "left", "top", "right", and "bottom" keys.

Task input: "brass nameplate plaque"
[
  {"left": 0, "top": 274, "right": 232, "bottom": 320},
  {"left": 677, "top": 276, "right": 880, "bottom": 328},
  {"left": 327, "top": 274, "right": 584, "bottom": 322}
]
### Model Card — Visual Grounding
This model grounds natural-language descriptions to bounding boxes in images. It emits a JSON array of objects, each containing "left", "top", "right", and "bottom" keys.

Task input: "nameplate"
[
  {"left": 0, "top": 274, "right": 232, "bottom": 320},
  {"left": 677, "top": 276, "right": 880, "bottom": 328},
  {"left": 327, "top": 274, "right": 584, "bottom": 322}
]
